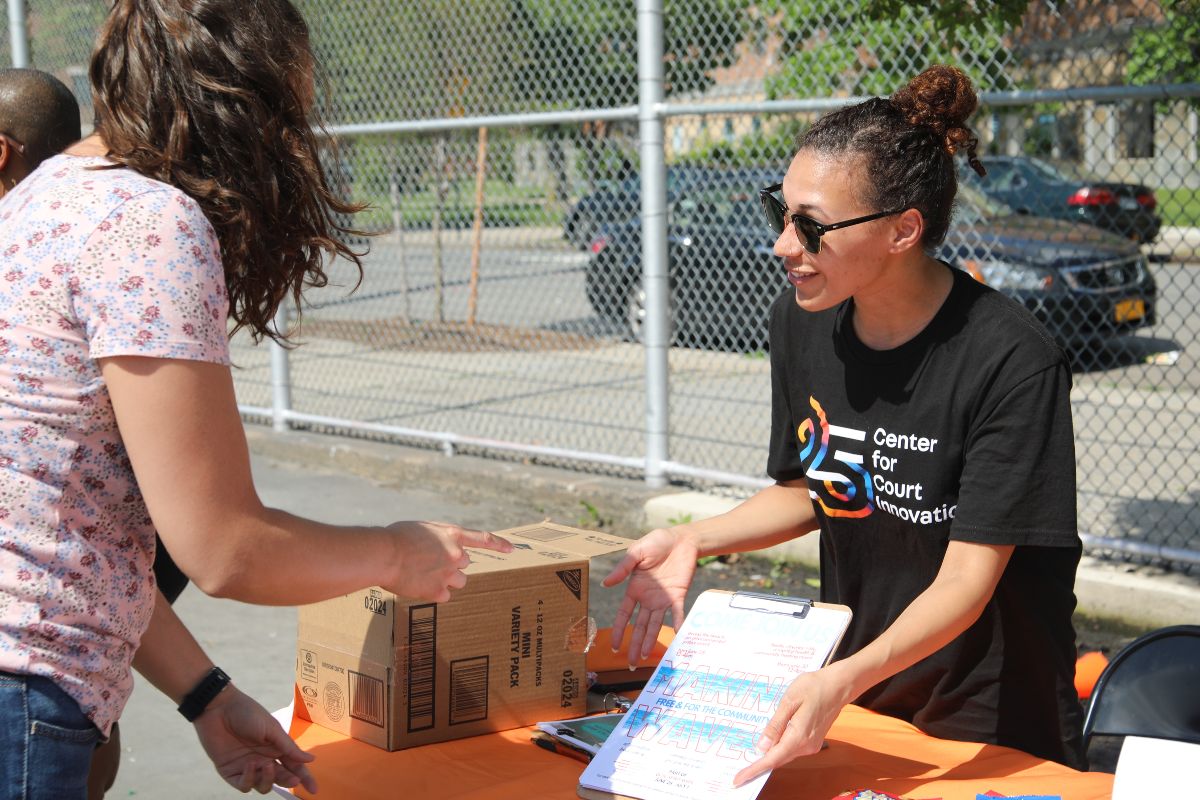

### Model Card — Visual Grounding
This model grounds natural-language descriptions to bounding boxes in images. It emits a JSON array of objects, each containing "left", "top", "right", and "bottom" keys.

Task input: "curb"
[
  {"left": 1149, "top": 225, "right": 1200, "bottom": 264},
  {"left": 246, "top": 427, "right": 1200, "bottom": 632}
]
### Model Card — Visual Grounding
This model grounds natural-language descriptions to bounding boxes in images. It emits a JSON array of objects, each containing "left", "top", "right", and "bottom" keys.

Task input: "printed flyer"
[{"left": 578, "top": 590, "right": 852, "bottom": 800}]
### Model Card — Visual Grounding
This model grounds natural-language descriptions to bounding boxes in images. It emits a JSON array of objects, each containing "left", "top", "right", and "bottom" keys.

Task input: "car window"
[
  {"left": 1039, "top": 158, "right": 1103, "bottom": 184},
  {"left": 672, "top": 186, "right": 759, "bottom": 229},
  {"left": 1023, "top": 157, "right": 1073, "bottom": 182},
  {"left": 1026, "top": 156, "right": 1106, "bottom": 184},
  {"left": 600, "top": 169, "right": 728, "bottom": 198},
  {"left": 978, "top": 160, "right": 1016, "bottom": 189}
]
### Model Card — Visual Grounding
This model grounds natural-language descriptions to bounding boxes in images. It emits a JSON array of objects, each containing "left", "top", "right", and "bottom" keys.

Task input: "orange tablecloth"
[{"left": 286, "top": 628, "right": 1113, "bottom": 800}]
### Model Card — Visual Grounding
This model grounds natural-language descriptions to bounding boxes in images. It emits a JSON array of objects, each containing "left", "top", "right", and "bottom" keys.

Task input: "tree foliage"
[
  {"left": 1127, "top": 0, "right": 1200, "bottom": 108},
  {"left": 862, "top": 0, "right": 1030, "bottom": 44},
  {"left": 298, "top": 0, "right": 750, "bottom": 123},
  {"left": 759, "top": 0, "right": 1023, "bottom": 101},
  {"left": 299, "top": 0, "right": 520, "bottom": 122},
  {"left": 504, "top": 0, "right": 751, "bottom": 109}
]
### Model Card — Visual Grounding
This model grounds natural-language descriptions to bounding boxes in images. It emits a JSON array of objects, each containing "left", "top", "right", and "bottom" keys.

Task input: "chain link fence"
[{"left": 6, "top": 0, "right": 1199, "bottom": 567}]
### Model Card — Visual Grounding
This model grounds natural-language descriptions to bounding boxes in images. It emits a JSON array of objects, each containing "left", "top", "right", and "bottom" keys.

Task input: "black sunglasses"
[{"left": 758, "top": 183, "right": 908, "bottom": 255}]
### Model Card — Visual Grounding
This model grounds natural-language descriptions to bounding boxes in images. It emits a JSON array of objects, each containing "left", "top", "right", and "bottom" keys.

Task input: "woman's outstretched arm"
[{"left": 101, "top": 356, "right": 512, "bottom": 605}]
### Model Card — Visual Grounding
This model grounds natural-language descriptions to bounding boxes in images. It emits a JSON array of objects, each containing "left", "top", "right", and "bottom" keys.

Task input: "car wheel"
[{"left": 625, "top": 275, "right": 678, "bottom": 345}]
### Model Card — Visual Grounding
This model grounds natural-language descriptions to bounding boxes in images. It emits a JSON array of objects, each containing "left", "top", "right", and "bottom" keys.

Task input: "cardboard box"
[{"left": 294, "top": 522, "right": 629, "bottom": 750}]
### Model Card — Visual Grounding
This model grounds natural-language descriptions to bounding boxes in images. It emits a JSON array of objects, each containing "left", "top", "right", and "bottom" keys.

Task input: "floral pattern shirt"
[{"left": 0, "top": 154, "right": 230, "bottom": 734}]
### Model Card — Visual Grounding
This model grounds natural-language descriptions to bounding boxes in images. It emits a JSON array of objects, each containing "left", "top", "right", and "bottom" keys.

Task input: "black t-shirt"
[{"left": 767, "top": 266, "right": 1086, "bottom": 769}]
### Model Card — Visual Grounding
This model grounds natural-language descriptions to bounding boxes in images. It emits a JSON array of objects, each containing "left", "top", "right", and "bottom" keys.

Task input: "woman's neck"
[
  {"left": 850, "top": 255, "right": 954, "bottom": 351},
  {"left": 63, "top": 133, "right": 108, "bottom": 157}
]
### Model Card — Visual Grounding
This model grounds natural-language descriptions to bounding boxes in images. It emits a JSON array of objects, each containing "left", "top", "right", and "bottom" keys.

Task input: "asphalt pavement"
[{"left": 105, "top": 425, "right": 1200, "bottom": 798}]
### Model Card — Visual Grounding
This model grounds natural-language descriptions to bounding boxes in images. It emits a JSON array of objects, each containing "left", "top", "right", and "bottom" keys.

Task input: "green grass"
[{"left": 1157, "top": 187, "right": 1200, "bottom": 227}]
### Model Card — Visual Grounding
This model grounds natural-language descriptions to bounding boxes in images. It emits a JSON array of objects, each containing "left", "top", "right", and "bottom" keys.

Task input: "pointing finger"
[
  {"left": 733, "top": 751, "right": 777, "bottom": 789},
  {"left": 734, "top": 722, "right": 803, "bottom": 788},
  {"left": 757, "top": 702, "right": 796, "bottom": 752},
  {"left": 460, "top": 529, "right": 513, "bottom": 553}
]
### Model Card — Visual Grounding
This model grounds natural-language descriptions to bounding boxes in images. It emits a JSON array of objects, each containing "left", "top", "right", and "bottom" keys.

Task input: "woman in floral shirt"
[{"left": 0, "top": 2, "right": 512, "bottom": 797}]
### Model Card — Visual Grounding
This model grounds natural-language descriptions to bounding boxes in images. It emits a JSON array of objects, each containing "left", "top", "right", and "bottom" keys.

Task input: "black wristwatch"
[{"left": 178, "top": 666, "right": 232, "bottom": 722}]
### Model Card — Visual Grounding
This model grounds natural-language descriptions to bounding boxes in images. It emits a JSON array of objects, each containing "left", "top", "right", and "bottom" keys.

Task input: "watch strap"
[{"left": 178, "top": 666, "right": 231, "bottom": 722}]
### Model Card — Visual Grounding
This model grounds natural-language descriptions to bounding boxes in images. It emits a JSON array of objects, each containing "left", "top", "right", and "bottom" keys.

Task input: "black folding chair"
[{"left": 1082, "top": 624, "right": 1200, "bottom": 747}]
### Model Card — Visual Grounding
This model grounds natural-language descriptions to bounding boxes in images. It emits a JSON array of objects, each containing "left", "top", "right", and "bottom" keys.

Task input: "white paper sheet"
[
  {"left": 1112, "top": 735, "right": 1200, "bottom": 797},
  {"left": 578, "top": 590, "right": 850, "bottom": 800}
]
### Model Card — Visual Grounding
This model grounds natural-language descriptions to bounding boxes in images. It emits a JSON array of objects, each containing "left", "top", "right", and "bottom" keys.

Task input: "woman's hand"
[
  {"left": 193, "top": 685, "right": 317, "bottom": 795},
  {"left": 601, "top": 527, "right": 699, "bottom": 665},
  {"left": 732, "top": 667, "right": 854, "bottom": 787},
  {"left": 383, "top": 522, "right": 513, "bottom": 602},
  {"left": 731, "top": 539, "right": 1015, "bottom": 787}
]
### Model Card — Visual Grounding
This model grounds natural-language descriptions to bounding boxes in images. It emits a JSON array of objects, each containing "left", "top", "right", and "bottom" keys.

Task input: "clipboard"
[{"left": 578, "top": 589, "right": 852, "bottom": 800}]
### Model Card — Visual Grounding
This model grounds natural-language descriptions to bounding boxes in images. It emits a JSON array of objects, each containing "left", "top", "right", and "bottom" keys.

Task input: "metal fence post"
[
  {"left": 637, "top": 0, "right": 669, "bottom": 489},
  {"left": 269, "top": 305, "right": 292, "bottom": 433},
  {"left": 7, "top": 0, "right": 29, "bottom": 67}
]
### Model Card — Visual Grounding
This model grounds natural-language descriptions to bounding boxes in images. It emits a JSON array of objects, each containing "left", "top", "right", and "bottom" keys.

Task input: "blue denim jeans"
[{"left": 0, "top": 672, "right": 101, "bottom": 800}]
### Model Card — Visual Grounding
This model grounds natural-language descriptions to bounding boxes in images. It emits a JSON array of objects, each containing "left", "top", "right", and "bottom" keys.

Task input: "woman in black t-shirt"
[{"left": 603, "top": 65, "right": 1086, "bottom": 782}]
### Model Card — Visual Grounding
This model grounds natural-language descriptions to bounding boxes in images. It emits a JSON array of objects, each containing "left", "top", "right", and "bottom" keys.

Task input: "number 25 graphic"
[{"left": 797, "top": 397, "right": 873, "bottom": 518}]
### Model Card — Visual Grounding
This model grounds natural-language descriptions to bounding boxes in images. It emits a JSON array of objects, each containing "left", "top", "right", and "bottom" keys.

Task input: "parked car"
[
  {"left": 563, "top": 165, "right": 780, "bottom": 249},
  {"left": 962, "top": 155, "right": 1161, "bottom": 244},
  {"left": 944, "top": 184, "right": 1156, "bottom": 348},
  {"left": 585, "top": 178, "right": 1156, "bottom": 353},
  {"left": 585, "top": 181, "right": 783, "bottom": 349}
]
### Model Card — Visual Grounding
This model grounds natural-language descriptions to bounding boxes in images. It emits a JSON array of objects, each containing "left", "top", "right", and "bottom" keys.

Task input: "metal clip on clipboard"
[{"left": 728, "top": 591, "right": 814, "bottom": 619}]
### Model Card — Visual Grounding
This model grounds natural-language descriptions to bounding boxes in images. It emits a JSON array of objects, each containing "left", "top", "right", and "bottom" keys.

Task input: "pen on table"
[{"left": 531, "top": 731, "right": 592, "bottom": 765}]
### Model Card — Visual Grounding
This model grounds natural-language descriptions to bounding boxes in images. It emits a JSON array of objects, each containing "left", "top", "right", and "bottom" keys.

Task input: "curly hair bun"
[{"left": 891, "top": 65, "right": 985, "bottom": 175}]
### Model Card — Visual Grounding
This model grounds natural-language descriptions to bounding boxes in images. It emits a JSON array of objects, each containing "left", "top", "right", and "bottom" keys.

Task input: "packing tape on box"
[{"left": 566, "top": 616, "right": 598, "bottom": 654}]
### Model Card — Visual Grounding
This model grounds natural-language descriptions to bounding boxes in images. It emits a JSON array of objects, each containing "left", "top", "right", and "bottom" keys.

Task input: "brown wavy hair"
[
  {"left": 89, "top": 0, "right": 365, "bottom": 342},
  {"left": 797, "top": 65, "right": 985, "bottom": 249}
]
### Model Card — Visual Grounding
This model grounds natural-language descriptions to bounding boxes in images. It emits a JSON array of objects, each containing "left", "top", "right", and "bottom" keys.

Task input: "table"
[
  {"left": 275, "top": 627, "right": 1114, "bottom": 800},
  {"left": 278, "top": 703, "right": 1113, "bottom": 799},
  {"left": 276, "top": 699, "right": 1112, "bottom": 800}
]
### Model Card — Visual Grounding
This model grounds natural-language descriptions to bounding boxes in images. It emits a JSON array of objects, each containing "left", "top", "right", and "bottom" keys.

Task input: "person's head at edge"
[
  {"left": 0, "top": 68, "right": 82, "bottom": 197},
  {"left": 87, "top": 0, "right": 363, "bottom": 342},
  {"left": 773, "top": 65, "right": 987, "bottom": 343}
]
